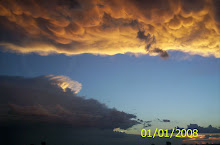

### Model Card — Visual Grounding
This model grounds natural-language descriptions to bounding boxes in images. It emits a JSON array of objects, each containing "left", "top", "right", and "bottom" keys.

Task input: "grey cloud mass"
[
  {"left": 0, "top": 75, "right": 139, "bottom": 130},
  {"left": 169, "top": 124, "right": 220, "bottom": 133}
]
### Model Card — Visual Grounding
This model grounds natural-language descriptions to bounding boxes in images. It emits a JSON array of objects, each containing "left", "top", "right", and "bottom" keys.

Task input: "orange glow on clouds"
[
  {"left": 182, "top": 134, "right": 220, "bottom": 144},
  {"left": 0, "top": 0, "right": 219, "bottom": 58},
  {"left": 47, "top": 75, "right": 82, "bottom": 93}
]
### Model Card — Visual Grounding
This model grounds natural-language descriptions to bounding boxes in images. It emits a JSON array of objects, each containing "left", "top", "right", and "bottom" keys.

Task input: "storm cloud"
[
  {"left": 0, "top": 75, "right": 139, "bottom": 130},
  {"left": 0, "top": 0, "right": 219, "bottom": 58}
]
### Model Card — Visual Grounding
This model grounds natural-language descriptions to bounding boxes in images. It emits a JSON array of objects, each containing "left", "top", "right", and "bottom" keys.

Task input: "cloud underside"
[
  {"left": 0, "top": 0, "right": 220, "bottom": 58},
  {"left": 0, "top": 75, "right": 138, "bottom": 129}
]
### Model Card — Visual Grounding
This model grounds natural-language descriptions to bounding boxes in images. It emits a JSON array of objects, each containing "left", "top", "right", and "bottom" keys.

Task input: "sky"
[
  {"left": 0, "top": 0, "right": 220, "bottom": 145},
  {"left": 1, "top": 50, "right": 219, "bottom": 132}
]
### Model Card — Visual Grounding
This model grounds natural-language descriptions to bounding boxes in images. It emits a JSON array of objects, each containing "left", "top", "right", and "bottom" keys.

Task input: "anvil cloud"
[{"left": 0, "top": 0, "right": 220, "bottom": 58}]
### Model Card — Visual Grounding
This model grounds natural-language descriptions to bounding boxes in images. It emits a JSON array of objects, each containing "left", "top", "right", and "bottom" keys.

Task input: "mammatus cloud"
[
  {"left": 0, "top": 0, "right": 220, "bottom": 58},
  {"left": 0, "top": 75, "right": 139, "bottom": 129}
]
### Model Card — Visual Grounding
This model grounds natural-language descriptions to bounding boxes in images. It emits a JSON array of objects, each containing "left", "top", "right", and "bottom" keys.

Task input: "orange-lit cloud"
[
  {"left": 182, "top": 134, "right": 220, "bottom": 144},
  {"left": 0, "top": 0, "right": 219, "bottom": 58},
  {"left": 46, "top": 75, "right": 82, "bottom": 93}
]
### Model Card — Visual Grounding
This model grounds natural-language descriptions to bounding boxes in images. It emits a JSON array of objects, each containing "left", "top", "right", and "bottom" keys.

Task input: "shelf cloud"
[{"left": 0, "top": 75, "right": 139, "bottom": 129}]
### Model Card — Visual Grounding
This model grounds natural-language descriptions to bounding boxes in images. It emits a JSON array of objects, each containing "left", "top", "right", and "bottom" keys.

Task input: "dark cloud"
[
  {"left": 0, "top": 75, "right": 139, "bottom": 130},
  {"left": 187, "top": 124, "right": 220, "bottom": 133},
  {"left": 137, "top": 31, "right": 151, "bottom": 41},
  {"left": 180, "top": 0, "right": 206, "bottom": 13},
  {"left": 145, "top": 120, "right": 152, "bottom": 123},
  {"left": 157, "top": 118, "right": 171, "bottom": 123},
  {"left": 0, "top": 0, "right": 219, "bottom": 57},
  {"left": 162, "top": 119, "right": 170, "bottom": 123},
  {"left": 137, "top": 30, "right": 169, "bottom": 59},
  {"left": 169, "top": 124, "right": 220, "bottom": 133},
  {"left": 152, "top": 48, "right": 169, "bottom": 59},
  {"left": 137, "top": 30, "right": 156, "bottom": 47},
  {"left": 143, "top": 123, "right": 152, "bottom": 128},
  {"left": 213, "top": 0, "right": 220, "bottom": 22},
  {"left": 97, "top": 4, "right": 104, "bottom": 8},
  {"left": 58, "top": 0, "right": 81, "bottom": 9},
  {"left": 203, "top": 134, "right": 220, "bottom": 139},
  {"left": 181, "top": 126, "right": 220, "bottom": 144}
]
